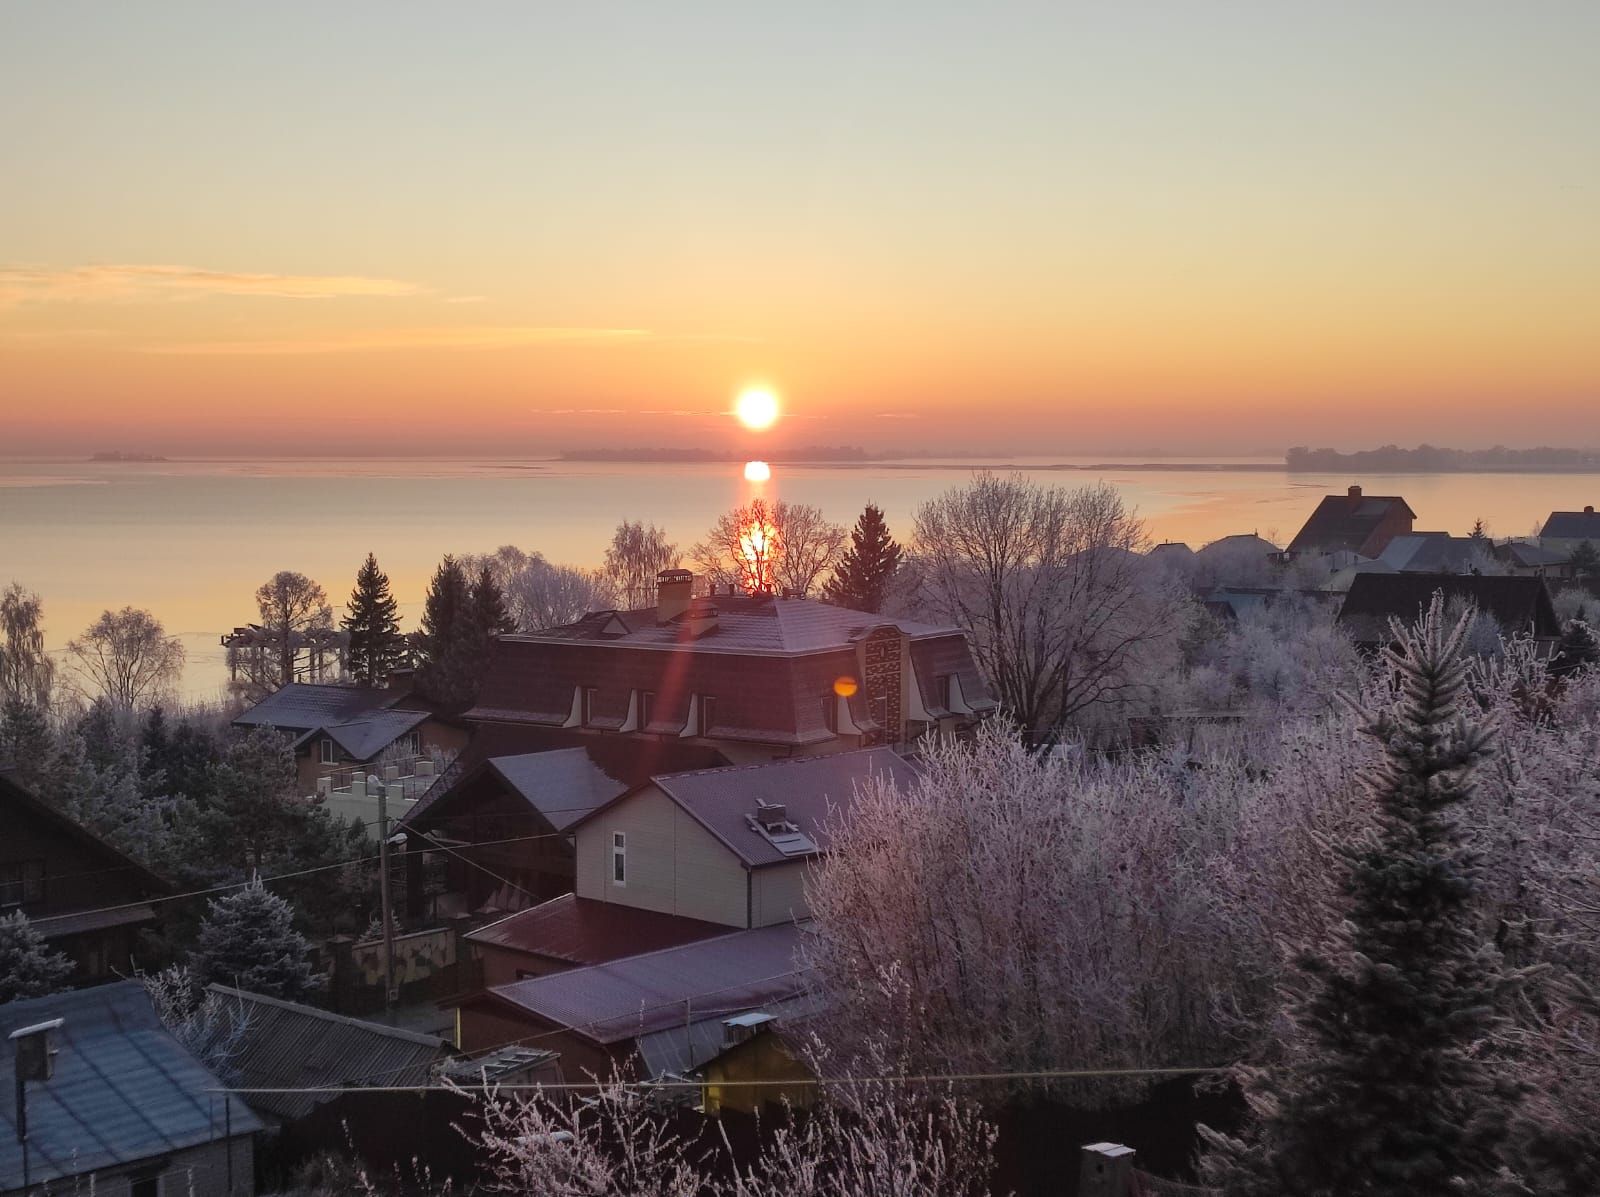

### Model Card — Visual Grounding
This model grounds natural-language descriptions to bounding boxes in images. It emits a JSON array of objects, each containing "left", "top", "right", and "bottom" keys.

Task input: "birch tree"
[{"left": 66, "top": 607, "right": 185, "bottom": 709}]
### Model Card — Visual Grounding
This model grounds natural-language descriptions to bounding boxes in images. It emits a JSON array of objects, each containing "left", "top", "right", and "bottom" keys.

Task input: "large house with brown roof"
[
  {"left": 465, "top": 570, "right": 993, "bottom": 764},
  {"left": 1287, "top": 485, "right": 1416, "bottom": 558},
  {"left": 1539, "top": 506, "right": 1600, "bottom": 554},
  {"left": 0, "top": 771, "right": 171, "bottom": 985}
]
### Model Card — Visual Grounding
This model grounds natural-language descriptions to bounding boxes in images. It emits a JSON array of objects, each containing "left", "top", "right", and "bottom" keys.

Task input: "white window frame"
[
  {"left": 611, "top": 831, "right": 626, "bottom": 886},
  {"left": 320, "top": 737, "right": 337, "bottom": 765}
]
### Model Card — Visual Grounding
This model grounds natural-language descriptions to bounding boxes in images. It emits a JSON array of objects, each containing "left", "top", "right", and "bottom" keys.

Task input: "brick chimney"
[
  {"left": 1348, "top": 484, "right": 1363, "bottom": 499},
  {"left": 655, "top": 569, "right": 694, "bottom": 624},
  {"left": 1586, "top": 505, "right": 1595, "bottom": 515}
]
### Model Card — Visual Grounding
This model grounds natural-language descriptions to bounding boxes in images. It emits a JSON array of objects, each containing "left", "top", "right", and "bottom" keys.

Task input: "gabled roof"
[
  {"left": 465, "top": 894, "right": 729, "bottom": 966},
  {"left": 318, "top": 709, "right": 429, "bottom": 761},
  {"left": 400, "top": 737, "right": 726, "bottom": 831},
  {"left": 1539, "top": 508, "right": 1600, "bottom": 540},
  {"left": 233, "top": 682, "right": 398, "bottom": 733},
  {"left": 0, "top": 773, "right": 171, "bottom": 902},
  {"left": 1337, "top": 573, "right": 1561, "bottom": 642},
  {"left": 1496, "top": 540, "right": 1570, "bottom": 569},
  {"left": 0, "top": 981, "right": 263, "bottom": 1191},
  {"left": 636, "top": 748, "right": 921, "bottom": 869},
  {"left": 1195, "top": 533, "right": 1279, "bottom": 557},
  {"left": 486, "top": 921, "right": 810, "bottom": 1045},
  {"left": 1287, "top": 488, "right": 1415, "bottom": 555},
  {"left": 200, "top": 986, "right": 451, "bottom": 1122},
  {"left": 1376, "top": 533, "right": 1480, "bottom": 573}
]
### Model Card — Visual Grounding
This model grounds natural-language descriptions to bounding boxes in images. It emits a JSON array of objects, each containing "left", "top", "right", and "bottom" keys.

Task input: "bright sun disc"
[
  {"left": 744, "top": 460, "right": 771, "bottom": 482},
  {"left": 734, "top": 386, "right": 780, "bottom": 430}
]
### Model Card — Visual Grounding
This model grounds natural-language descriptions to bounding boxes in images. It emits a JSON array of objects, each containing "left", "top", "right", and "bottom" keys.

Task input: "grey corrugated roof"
[
  {"left": 0, "top": 981, "right": 262, "bottom": 1191},
  {"left": 200, "top": 986, "right": 451, "bottom": 1122},
  {"left": 634, "top": 990, "right": 826, "bottom": 1078},
  {"left": 321, "top": 709, "right": 429, "bottom": 762},
  {"left": 489, "top": 922, "right": 810, "bottom": 1045},
  {"left": 514, "top": 594, "right": 957, "bottom": 656},
  {"left": 487, "top": 749, "right": 637, "bottom": 832},
  {"left": 232, "top": 683, "right": 397, "bottom": 733},
  {"left": 648, "top": 748, "right": 920, "bottom": 868},
  {"left": 1377, "top": 534, "right": 1479, "bottom": 573}
]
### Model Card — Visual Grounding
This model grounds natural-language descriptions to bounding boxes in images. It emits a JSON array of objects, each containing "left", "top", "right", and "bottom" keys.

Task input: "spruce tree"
[
  {"left": 470, "top": 562, "right": 517, "bottom": 639},
  {"left": 0, "top": 911, "right": 74, "bottom": 1002},
  {"left": 1201, "top": 596, "right": 1524, "bottom": 1196},
  {"left": 415, "top": 555, "right": 475, "bottom": 707},
  {"left": 342, "top": 553, "right": 406, "bottom": 686},
  {"left": 1568, "top": 539, "right": 1600, "bottom": 578},
  {"left": 190, "top": 878, "right": 322, "bottom": 1000},
  {"left": 823, "top": 503, "right": 904, "bottom": 613},
  {"left": 1549, "top": 618, "right": 1600, "bottom": 680}
]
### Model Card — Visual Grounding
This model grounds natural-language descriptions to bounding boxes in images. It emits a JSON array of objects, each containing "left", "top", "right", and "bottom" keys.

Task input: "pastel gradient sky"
[{"left": 3, "top": 2, "right": 1596, "bottom": 456}]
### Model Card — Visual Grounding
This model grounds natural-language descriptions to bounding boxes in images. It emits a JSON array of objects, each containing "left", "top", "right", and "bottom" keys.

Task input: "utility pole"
[
  {"left": 377, "top": 780, "right": 398, "bottom": 1011},
  {"left": 11, "top": 1018, "right": 63, "bottom": 1195}
]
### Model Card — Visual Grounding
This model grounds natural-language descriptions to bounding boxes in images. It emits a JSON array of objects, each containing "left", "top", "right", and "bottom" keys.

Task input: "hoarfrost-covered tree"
[
  {"left": 603, "top": 521, "right": 681, "bottom": 609},
  {"left": 908, "top": 474, "right": 1183, "bottom": 743},
  {"left": 506, "top": 560, "right": 614, "bottom": 629},
  {"left": 1200, "top": 598, "right": 1526, "bottom": 1196},
  {"left": 0, "top": 911, "right": 74, "bottom": 1002},
  {"left": 0, "top": 582, "right": 55, "bottom": 710},
  {"left": 65, "top": 606, "right": 185, "bottom": 709},
  {"left": 191, "top": 878, "right": 323, "bottom": 1000},
  {"left": 247, "top": 570, "right": 333, "bottom": 691},
  {"left": 694, "top": 499, "right": 846, "bottom": 597}
]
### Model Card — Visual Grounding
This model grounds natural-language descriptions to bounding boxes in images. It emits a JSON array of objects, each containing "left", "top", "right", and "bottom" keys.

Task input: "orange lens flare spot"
[
  {"left": 833, "top": 676, "right": 859, "bottom": 698},
  {"left": 743, "top": 459, "right": 771, "bottom": 483}
]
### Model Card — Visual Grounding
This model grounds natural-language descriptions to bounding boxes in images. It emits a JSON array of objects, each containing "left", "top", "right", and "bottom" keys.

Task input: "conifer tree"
[
  {"left": 0, "top": 911, "right": 74, "bottom": 1002},
  {"left": 1200, "top": 596, "right": 1525, "bottom": 1196},
  {"left": 415, "top": 555, "right": 475, "bottom": 707},
  {"left": 824, "top": 503, "right": 904, "bottom": 613},
  {"left": 0, "top": 697, "right": 53, "bottom": 791},
  {"left": 1568, "top": 539, "right": 1600, "bottom": 578},
  {"left": 1549, "top": 618, "right": 1600, "bottom": 680},
  {"left": 470, "top": 562, "right": 517, "bottom": 639},
  {"left": 190, "top": 878, "right": 322, "bottom": 1000},
  {"left": 341, "top": 553, "right": 406, "bottom": 686}
]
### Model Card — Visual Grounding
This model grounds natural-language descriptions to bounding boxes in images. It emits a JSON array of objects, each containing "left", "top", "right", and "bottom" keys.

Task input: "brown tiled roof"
[
  {"left": 1287, "top": 491, "right": 1415, "bottom": 555},
  {"left": 465, "top": 894, "right": 729, "bottom": 967}
]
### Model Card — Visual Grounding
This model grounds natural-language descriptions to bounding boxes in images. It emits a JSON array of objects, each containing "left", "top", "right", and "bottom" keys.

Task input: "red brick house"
[
  {"left": 0, "top": 771, "right": 171, "bottom": 985},
  {"left": 465, "top": 570, "right": 994, "bottom": 764},
  {"left": 1287, "top": 485, "right": 1416, "bottom": 558}
]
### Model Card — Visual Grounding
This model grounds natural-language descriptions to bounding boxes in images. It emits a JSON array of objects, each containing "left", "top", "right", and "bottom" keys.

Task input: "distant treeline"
[
  {"left": 1286, "top": 444, "right": 1600, "bottom": 472},
  {"left": 562, "top": 445, "right": 888, "bottom": 463}
]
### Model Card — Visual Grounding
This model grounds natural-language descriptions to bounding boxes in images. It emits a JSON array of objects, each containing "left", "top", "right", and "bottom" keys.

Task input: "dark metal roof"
[
  {"left": 31, "top": 903, "right": 158, "bottom": 940},
  {"left": 487, "top": 922, "right": 810, "bottom": 1045},
  {"left": 1539, "top": 509, "right": 1600, "bottom": 540},
  {"left": 645, "top": 748, "right": 921, "bottom": 868},
  {"left": 1337, "top": 573, "right": 1561, "bottom": 643},
  {"left": 199, "top": 986, "right": 452, "bottom": 1122},
  {"left": 0, "top": 981, "right": 263, "bottom": 1191},
  {"left": 320, "top": 709, "right": 430, "bottom": 761},
  {"left": 1376, "top": 533, "right": 1479, "bottom": 573},
  {"left": 232, "top": 682, "right": 398, "bottom": 733},
  {"left": 465, "top": 894, "right": 729, "bottom": 965}
]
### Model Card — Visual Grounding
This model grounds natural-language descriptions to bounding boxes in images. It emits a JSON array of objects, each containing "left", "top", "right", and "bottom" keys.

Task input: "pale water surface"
[{"left": 1, "top": 456, "right": 1591, "bottom": 699}]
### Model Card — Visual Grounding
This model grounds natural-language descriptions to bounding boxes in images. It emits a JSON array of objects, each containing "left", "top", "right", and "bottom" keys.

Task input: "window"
[
  {"left": 936, "top": 674, "right": 953, "bottom": 711},
  {"left": 584, "top": 687, "right": 599, "bottom": 727},
  {"left": 637, "top": 690, "right": 654, "bottom": 730},
  {"left": 400, "top": 731, "right": 420, "bottom": 756},
  {"left": 611, "top": 832, "right": 626, "bottom": 885},
  {"left": 699, "top": 696, "right": 717, "bottom": 737},
  {"left": 129, "top": 1170, "right": 160, "bottom": 1197},
  {"left": 0, "top": 861, "right": 45, "bottom": 909},
  {"left": 320, "top": 737, "right": 337, "bottom": 765},
  {"left": 820, "top": 694, "right": 838, "bottom": 734}
]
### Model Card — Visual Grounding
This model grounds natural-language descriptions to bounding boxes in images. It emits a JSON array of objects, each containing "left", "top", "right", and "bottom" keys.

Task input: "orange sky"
[{"left": 3, "top": 4, "right": 1597, "bottom": 456}]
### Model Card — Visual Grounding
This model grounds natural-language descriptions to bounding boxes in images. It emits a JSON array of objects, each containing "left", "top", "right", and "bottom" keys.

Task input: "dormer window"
[
  {"left": 699, "top": 696, "right": 717, "bottom": 737},
  {"left": 584, "top": 687, "right": 599, "bottom": 727},
  {"left": 638, "top": 690, "right": 654, "bottom": 730},
  {"left": 820, "top": 694, "right": 838, "bottom": 734},
  {"left": 936, "top": 674, "right": 953, "bottom": 711}
]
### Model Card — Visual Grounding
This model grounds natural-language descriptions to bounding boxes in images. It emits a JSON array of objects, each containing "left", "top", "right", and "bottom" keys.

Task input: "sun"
[
  {"left": 734, "top": 386, "right": 780, "bottom": 430},
  {"left": 743, "top": 460, "right": 771, "bottom": 483}
]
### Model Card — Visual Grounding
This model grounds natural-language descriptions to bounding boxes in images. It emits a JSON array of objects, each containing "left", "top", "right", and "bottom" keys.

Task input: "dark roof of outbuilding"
[
  {"left": 318, "top": 709, "right": 429, "bottom": 761},
  {"left": 200, "top": 986, "right": 451, "bottom": 1122},
  {"left": 1496, "top": 541, "right": 1570, "bottom": 568},
  {"left": 0, "top": 981, "right": 263, "bottom": 1191},
  {"left": 0, "top": 772, "right": 171, "bottom": 900},
  {"left": 486, "top": 921, "right": 810, "bottom": 1045},
  {"left": 1288, "top": 491, "right": 1415, "bottom": 555},
  {"left": 465, "top": 894, "right": 729, "bottom": 966},
  {"left": 1337, "top": 573, "right": 1561, "bottom": 642},
  {"left": 639, "top": 748, "right": 920, "bottom": 868},
  {"left": 1539, "top": 509, "right": 1600, "bottom": 540}
]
